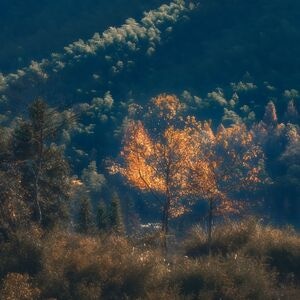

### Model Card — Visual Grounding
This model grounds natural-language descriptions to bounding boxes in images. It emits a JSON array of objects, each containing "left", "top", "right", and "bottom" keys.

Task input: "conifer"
[{"left": 78, "top": 197, "right": 94, "bottom": 233}]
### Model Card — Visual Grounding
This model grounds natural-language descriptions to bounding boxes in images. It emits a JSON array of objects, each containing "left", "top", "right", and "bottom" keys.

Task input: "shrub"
[
  {"left": 0, "top": 226, "right": 43, "bottom": 279},
  {"left": 0, "top": 272, "right": 41, "bottom": 300},
  {"left": 171, "top": 254, "right": 277, "bottom": 300},
  {"left": 38, "top": 230, "right": 167, "bottom": 299},
  {"left": 184, "top": 218, "right": 257, "bottom": 257},
  {"left": 244, "top": 226, "right": 300, "bottom": 282},
  {"left": 184, "top": 218, "right": 300, "bottom": 283}
]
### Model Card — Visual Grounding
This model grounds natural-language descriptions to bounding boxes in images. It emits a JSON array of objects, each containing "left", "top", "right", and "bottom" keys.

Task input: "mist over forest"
[{"left": 0, "top": 1, "right": 299, "bottom": 299}]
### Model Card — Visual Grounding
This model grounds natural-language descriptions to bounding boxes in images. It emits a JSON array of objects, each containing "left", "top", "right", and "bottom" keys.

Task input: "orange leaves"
[
  {"left": 186, "top": 121, "right": 265, "bottom": 216},
  {"left": 111, "top": 94, "right": 266, "bottom": 222},
  {"left": 152, "top": 94, "right": 182, "bottom": 121}
]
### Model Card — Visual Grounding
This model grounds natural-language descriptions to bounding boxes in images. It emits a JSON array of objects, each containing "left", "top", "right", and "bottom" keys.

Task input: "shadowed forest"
[{"left": 0, "top": 1, "right": 299, "bottom": 299}]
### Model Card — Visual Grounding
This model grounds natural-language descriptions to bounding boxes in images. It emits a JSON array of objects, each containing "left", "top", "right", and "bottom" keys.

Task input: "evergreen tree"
[
  {"left": 81, "top": 161, "right": 106, "bottom": 202},
  {"left": 284, "top": 99, "right": 299, "bottom": 123},
  {"left": 108, "top": 192, "right": 124, "bottom": 234},
  {"left": 0, "top": 127, "right": 31, "bottom": 240},
  {"left": 78, "top": 197, "right": 94, "bottom": 234},
  {"left": 263, "top": 101, "right": 278, "bottom": 126},
  {"left": 12, "top": 99, "right": 70, "bottom": 228},
  {"left": 96, "top": 201, "right": 108, "bottom": 232},
  {"left": 123, "top": 194, "right": 140, "bottom": 234}
]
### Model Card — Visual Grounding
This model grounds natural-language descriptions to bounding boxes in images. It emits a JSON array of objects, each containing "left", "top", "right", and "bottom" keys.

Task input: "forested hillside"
[{"left": 0, "top": 1, "right": 299, "bottom": 299}]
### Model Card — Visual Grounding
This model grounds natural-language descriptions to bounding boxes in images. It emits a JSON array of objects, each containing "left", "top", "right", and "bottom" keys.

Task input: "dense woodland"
[{"left": 0, "top": 0, "right": 300, "bottom": 299}]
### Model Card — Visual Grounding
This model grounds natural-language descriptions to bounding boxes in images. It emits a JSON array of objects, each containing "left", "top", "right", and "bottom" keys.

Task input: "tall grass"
[
  {"left": 184, "top": 218, "right": 300, "bottom": 283},
  {"left": 0, "top": 220, "right": 299, "bottom": 299}
]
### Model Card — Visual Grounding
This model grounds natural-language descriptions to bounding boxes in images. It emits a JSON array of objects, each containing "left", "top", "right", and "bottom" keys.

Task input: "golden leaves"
[
  {"left": 152, "top": 94, "right": 182, "bottom": 121},
  {"left": 111, "top": 94, "right": 266, "bottom": 219}
]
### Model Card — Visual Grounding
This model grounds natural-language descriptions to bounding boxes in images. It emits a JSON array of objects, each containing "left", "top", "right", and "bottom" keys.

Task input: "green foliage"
[
  {"left": 0, "top": 226, "right": 43, "bottom": 279},
  {"left": 107, "top": 192, "right": 125, "bottom": 235},
  {"left": 96, "top": 201, "right": 108, "bottom": 232},
  {"left": 12, "top": 99, "right": 71, "bottom": 228},
  {"left": 81, "top": 161, "right": 106, "bottom": 201},
  {"left": 78, "top": 197, "right": 95, "bottom": 234}
]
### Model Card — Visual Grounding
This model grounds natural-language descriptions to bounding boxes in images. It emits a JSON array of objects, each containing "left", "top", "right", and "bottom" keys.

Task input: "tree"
[
  {"left": 107, "top": 192, "right": 124, "bottom": 235},
  {"left": 0, "top": 127, "right": 31, "bottom": 240},
  {"left": 96, "top": 201, "right": 108, "bottom": 232},
  {"left": 284, "top": 99, "right": 299, "bottom": 123},
  {"left": 81, "top": 161, "right": 106, "bottom": 201},
  {"left": 111, "top": 94, "right": 266, "bottom": 251},
  {"left": 187, "top": 122, "right": 266, "bottom": 249},
  {"left": 110, "top": 95, "right": 198, "bottom": 250},
  {"left": 263, "top": 101, "right": 278, "bottom": 127},
  {"left": 12, "top": 99, "right": 70, "bottom": 228},
  {"left": 78, "top": 197, "right": 94, "bottom": 233}
]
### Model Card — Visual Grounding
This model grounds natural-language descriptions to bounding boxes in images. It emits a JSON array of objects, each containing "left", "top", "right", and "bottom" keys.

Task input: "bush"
[
  {"left": 184, "top": 218, "right": 300, "bottom": 283},
  {"left": 38, "top": 230, "right": 167, "bottom": 299},
  {"left": 244, "top": 226, "right": 300, "bottom": 282},
  {"left": 171, "top": 254, "right": 277, "bottom": 300},
  {"left": 184, "top": 218, "right": 257, "bottom": 257},
  {"left": 0, "top": 272, "right": 41, "bottom": 300},
  {"left": 0, "top": 226, "right": 43, "bottom": 279}
]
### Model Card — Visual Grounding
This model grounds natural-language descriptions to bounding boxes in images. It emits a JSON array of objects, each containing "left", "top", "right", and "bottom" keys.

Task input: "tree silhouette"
[
  {"left": 96, "top": 201, "right": 108, "bottom": 233},
  {"left": 12, "top": 99, "right": 70, "bottom": 228},
  {"left": 108, "top": 192, "right": 124, "bottom": 235},
  {"left": 78, "top": 197, "right": 94, "bottom": 233}
]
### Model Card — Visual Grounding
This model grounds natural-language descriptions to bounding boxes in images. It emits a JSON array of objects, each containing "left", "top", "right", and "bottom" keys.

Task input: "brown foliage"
[{"left": 0, "top": 272, "right": 41, "bottom": 300}]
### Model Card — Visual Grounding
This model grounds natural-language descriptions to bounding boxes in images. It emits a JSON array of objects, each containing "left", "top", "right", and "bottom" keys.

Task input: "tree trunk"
[
  {"left": 208, "top": 198, "right": 213, "bottom": 255},
  {"left": 34, "top": 173, "right": 42, "bottom": 224},
  {"left": 34, "top": 125, "right": 44, "bottom": 224},
  {"left": 161, "top": 196, "right": 170, "bottom": 254}
]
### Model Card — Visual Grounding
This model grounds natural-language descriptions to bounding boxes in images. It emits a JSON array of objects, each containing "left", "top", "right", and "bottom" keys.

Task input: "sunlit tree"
[
  {"left": 187, "top": 121, "right": 266, "bottom": 247},
  {"left": 263, "top": 100, "right": 278, "bottom": 127},
  {"left": 111, "top": 94, "right": 266, "bottom": 251},
  {"left": 110, "top": 94, "right": 194, "bottom": 249}
]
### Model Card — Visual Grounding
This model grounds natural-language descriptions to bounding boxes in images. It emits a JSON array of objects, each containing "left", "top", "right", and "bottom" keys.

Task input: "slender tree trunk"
[
  {"left": 33, "top": 126, "right": 44, "bottom": 224},
  {"left": 34, "top": 174, "right": 42, "bottom": 224},
  {"left": 208, "top": 198, "right": 213, "bottom": 255},
  {"left": 161, "top": 195, "right": 170, "bottom": 254}
]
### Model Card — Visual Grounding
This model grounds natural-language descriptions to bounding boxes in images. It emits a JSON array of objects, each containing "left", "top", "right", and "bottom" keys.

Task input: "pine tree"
[
  {"left": 12, "top": 99, "right": 70, "bottom": 228},
  {"left": 96, "top": 201, "right": 108, "bottom": 232},
  {"left": 284, "top": 99, "right": 299, "bottom": 123},
  {"left": 78, "top": 197, "right": 94, "bottom": 233},
  {"left": 0, "top": 125, "right": 30, "bottom": 239},
  {"left": 124, "top": 195, "right": 140, "bottom": 234},
  {"left": 81, "top": 161, "right": 106, "bottom": 202},
  {"left": 108, "top": 192, "right": 124, "bottom": 234},
  {"left": 263, "top": 101, "right": 278, "bottom": 126}
]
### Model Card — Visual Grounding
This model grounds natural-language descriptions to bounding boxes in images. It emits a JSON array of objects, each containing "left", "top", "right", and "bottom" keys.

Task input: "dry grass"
[{"left": 184, "top": 218, "right": 300, "bottom": 283}]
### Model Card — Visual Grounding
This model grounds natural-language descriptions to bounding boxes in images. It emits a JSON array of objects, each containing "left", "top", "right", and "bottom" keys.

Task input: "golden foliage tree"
[
  {"left": 110, "top": 95, "right": 194, "bottom": 249},
  {"left": 111, "top": 94, "right": 266, "bottom": 250},
  {"left": 187, "top": 121, "right": 266, "bottom": 247}
]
